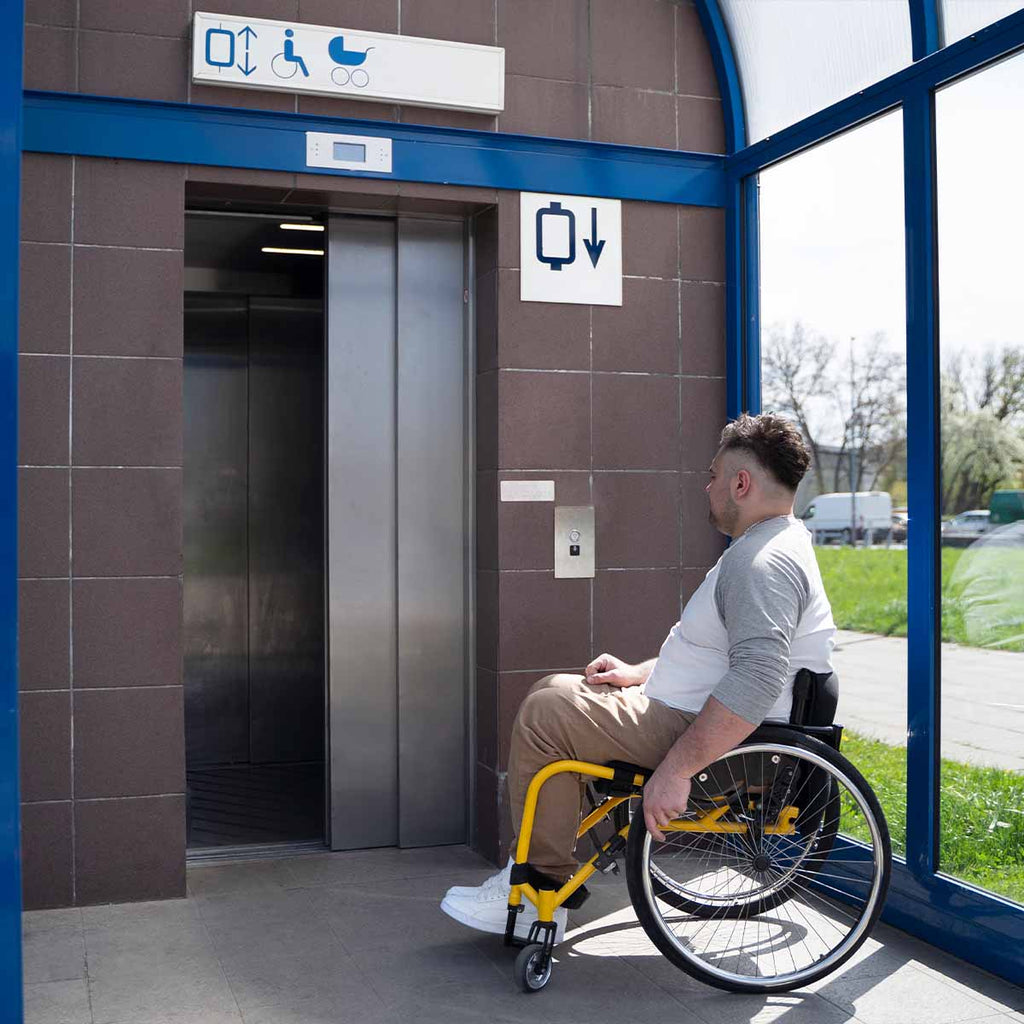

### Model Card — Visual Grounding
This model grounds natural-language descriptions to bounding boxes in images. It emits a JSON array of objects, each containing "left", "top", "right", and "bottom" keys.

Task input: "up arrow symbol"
[
  {"left": 238, "top": 25, "right": 258, "bottom": 75},
  {"left": 583, "top": 207, "right": 606, "bottom": 268}
]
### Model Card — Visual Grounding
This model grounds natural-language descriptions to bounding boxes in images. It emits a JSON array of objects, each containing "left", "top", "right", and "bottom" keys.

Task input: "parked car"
[
  {"left": 799, "top": 491, "right": 893, "bottom": 544},
  {"left": 941, "top": 510, "right": 991, "bottom": 535},
  {"left": 891, "top": 512, "right": 909, "bottom": 542}
]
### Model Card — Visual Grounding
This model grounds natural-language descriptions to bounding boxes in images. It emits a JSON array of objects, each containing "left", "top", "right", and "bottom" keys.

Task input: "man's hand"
[
  {"left": 584, "top": 653, "right": 650, "bottom": 688},
  {"left": 642, "top": 764, "right": 692, "bottom": 843}
]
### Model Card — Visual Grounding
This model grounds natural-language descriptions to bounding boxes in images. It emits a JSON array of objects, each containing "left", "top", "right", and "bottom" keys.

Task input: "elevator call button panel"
[
  {"left": 555, "top": 506, "right": 595, "bottom": 579},
  {"left": 306, "top": 132, "right": 393, "bottom": 173}
]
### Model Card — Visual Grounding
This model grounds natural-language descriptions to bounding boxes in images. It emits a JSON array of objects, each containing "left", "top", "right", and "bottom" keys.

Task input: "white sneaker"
[{"left": 440, "top": 861, "right": 568, "bottom": 943}]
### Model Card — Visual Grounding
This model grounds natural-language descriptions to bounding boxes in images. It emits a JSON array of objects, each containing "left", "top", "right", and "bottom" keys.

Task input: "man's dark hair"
[{"left": 718, "top": 413, "right": 811, "bottom": 491}]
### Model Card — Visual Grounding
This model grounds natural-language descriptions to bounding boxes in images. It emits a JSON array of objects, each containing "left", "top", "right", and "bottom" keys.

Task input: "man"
[{"left": 441, "top": 412, "right": 836, "bottom": 941}]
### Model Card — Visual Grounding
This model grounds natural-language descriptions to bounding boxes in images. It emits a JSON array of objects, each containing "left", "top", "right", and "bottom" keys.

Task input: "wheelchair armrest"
[{"left": 593, "top": 759, "right": 652, "bottom": 796}]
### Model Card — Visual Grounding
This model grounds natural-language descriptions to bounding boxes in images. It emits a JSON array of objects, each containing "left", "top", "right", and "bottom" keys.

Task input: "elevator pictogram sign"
[{"left": 520, "top": 192, "right": 622, "bottom": 306}]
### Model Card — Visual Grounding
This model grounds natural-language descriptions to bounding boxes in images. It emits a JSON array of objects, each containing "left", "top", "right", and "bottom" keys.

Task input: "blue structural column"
[
  {"left": 908, "top": 0, "right": 942, "bottom": 60},
  {"left": 902, "top": 87, "right": 941, "bottom": 879},
  {"left": 0, "top": 0, "right": 23, "bottom": 1019},
  {"left": 741, "top": 177, "right": 760, "bottom": 414}
]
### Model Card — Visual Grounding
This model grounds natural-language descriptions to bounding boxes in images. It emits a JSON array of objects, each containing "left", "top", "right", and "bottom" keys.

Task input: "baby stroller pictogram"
[{"left": 328, "top": 35, "right": 374, "bottom": 87}]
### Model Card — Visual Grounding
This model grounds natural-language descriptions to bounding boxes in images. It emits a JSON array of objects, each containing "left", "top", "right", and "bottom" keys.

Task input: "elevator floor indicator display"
[{"left": 520, "top": 193, "right": 622, "bottom": 306}]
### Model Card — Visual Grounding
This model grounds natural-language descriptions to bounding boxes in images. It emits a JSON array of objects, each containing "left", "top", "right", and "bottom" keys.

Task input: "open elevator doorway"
[{"left": 183, "top": 210, "right": 326, "bottom": 855}]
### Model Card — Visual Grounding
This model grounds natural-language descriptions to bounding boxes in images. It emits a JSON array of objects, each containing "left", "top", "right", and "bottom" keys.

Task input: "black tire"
[
  {"left": 625, "top": 728, "right": 891, "bottom": 993},
  {"left": 514, "top": 943, "right": 552, "bottom": 993}
]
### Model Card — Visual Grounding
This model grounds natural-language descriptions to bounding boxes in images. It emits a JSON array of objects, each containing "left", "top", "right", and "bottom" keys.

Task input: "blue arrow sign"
[
  {"left": 237, "top": 25, "right": 257, "bottom": 76},
  {"left": 583, "top": 207, "right": 605, "bottom": 267}
]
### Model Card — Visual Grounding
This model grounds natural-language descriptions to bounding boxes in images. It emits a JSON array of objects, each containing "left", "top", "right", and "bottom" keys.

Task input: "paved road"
[{"left": 832, "top": 629, "right": 1024, "bottom": 771}]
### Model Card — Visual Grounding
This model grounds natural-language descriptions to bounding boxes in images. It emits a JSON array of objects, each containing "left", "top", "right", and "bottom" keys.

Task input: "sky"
[{"left": 757, "top": 46, "right": 1024, "bottom": 368}]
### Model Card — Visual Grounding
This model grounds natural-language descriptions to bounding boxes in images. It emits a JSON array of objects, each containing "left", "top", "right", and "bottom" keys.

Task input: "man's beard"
[{"left": 708, "top": 496, "right": 740, "bottom": 535}]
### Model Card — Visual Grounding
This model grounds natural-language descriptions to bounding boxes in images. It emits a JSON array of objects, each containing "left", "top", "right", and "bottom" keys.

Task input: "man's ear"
[{"left": 733, "top": 468, "right": 751, "bottom": 498}]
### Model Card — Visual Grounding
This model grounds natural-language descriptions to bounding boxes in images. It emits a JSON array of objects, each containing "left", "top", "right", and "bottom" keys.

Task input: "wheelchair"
[{"left": 505, "top": 669, "right": 892, "bottom": 994}]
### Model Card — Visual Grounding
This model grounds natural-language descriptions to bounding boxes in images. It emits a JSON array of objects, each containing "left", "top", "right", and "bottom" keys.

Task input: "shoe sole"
[{"left": 440, "top": 897, "right": 567, "bottom": 943}]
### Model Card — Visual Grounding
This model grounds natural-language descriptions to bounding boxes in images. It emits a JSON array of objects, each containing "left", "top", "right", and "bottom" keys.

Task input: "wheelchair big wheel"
[{"left": 625, "top": 728, "right": 891, "bottom": 993}]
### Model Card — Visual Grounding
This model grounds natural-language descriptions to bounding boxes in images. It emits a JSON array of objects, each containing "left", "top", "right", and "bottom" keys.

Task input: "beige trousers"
[{"left": 507, "top": 673, "right": 696, "bottom": 881}]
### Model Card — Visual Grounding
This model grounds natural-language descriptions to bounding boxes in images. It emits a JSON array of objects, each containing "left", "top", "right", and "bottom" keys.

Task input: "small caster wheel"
[{"left": 514, "top": 942, "right": 552, "bottom": 993}]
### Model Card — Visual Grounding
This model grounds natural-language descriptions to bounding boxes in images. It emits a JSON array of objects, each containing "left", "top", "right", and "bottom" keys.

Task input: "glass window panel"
[
  {"left": 936, "top": 52, "right": 1024, "bottom": 905},
  {"left": 719, "top": 0, "right": 912, "bottom": 143},
  {"left": 759, "top": 111, "right": 908, "bottom": 858},
  {"left": 942, "top": 0, "right": 1024, "bottom": 45}
]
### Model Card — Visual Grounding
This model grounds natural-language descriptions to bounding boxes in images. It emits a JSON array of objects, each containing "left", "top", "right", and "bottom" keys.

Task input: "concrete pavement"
[{"left": 832, "top": 629, "right": 1024, "bottom": 771}]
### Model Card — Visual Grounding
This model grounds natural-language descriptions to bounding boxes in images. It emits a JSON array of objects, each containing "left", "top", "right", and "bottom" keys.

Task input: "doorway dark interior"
[{"left": 183, "top": 211, "right": 325, "bottom": 851}]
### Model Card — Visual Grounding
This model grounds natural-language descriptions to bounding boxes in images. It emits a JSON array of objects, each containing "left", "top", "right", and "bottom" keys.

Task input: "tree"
[
  {"left": 941, "top": 405, "right": 1024, "bottom": 513},
  {"left": 762, "top": 322, "right": 907, "bottom": 495}
]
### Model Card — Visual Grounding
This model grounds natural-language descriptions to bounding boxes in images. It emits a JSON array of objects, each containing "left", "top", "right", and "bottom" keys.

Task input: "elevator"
[{"left": 183, "top": 210, "right": 469, "bottom": 855}]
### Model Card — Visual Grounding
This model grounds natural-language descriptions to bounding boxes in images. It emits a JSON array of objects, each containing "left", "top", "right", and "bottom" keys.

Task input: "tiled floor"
[{"left": 22, "top": 845, "right": 1024, "bottom": 1024}]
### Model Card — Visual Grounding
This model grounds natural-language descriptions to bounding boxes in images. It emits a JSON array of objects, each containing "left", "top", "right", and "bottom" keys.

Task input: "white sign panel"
[
  {"left": 520, "top": 193, "right": 622, "bottom": 306},
  {"left": 500, "top": 480, "right": 555, "bottom": 502},
  {"left": 192, "top": 12, "right": 504, "bottom": 113}
]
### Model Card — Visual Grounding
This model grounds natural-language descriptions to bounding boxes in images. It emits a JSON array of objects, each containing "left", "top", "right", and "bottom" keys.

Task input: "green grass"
[
  {"left": 815, "top": 546, "right": 1024, "bottom": 651},
  {"left": 840, "top": 731, "right": 1024, "bottom": 905}
]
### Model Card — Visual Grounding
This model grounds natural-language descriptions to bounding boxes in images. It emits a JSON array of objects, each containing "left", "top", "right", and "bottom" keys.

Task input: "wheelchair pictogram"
[
  {"left": 272, "top": 29, "right": 310, "bottom": 79},
  {"left": 328, "top": 35, "right": 374, "bottom": 88}
]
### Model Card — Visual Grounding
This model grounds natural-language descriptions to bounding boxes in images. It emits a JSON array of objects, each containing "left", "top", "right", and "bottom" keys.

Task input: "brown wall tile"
[
  {"left": 498, "top": 370, "right": 589, "bottom": 470},
  {"left": 499, "top": 77, "right": 588, "bottom": 140},
  {"left": 398, "top": 106, "right": 496, "bottom": 131},
  {"left": 75, "top": 795, "right": 185, "bottom": 904},
  {"left": 594, "top": 471, "right": 680, "bottom": 568},
  {"left": 476, "top": 371, "right": 497, "bottom": 470},
  {"left": 497, "top": 571, "right": 588, "bottom": 671},
  {"left": 592, "top": 277, "right": 679, "bottom": 374},
  {"left": 498, "top": 0, "right": 588, "bottom": 83},
  {"left": 679, "top": 206, "right": 725, "bottom": 283},
  {"left": 73, "top": 246, "right": 183, "bottom": 358},
  {"left": 23, "top": 25, "right": 76, "bottom": 91},
  {"left": 79, "top": 0, "right": 188, "bottom": 36},
  {"left": 297, "top": 94, "right": 397, "bottom": 120},
  {"left": 26, "top": 0, "right": 77, "bottom": 27},
  {"left": 476, "top": 569, "right": 498, "bottom": 670},
  {"left": 680, "top": 282, "right": 725, "bottom": 376},
  {"left": 592, "top": 87, "right": 676, "bottom": 150},
  {"left": 192, "top": 84, "right": 297, "bottom": 112},
  {"left": 72, "top": 358, "right": 183, "bottom": 467},
  {"left": 299, "top": 0, "right": 396, "bottom": 32},
  {"left": 681, "top": 376, "right": 726, "bottom": 471},
  {"left": 592, "top": 374, "right": 679, "bottom": 470},
  {"left": 72, "top": 468, "right": 182, "bottom": 577},
  {"left": 591, "top": 0, "right": 675, "bottom": 91},
  {"left": 21, "top": 155, "right": 72, "bottom": 244},
  {"left": 216, "top": 0, "right": 298, "bottom": 20},
  {"left": 476, "top": 667, "right": 497, "bottom": 770},
  {"left": 20, "top": 243, "right": 71, "bottom": 355},
  {"left": 476, "top": 471, "right": 498, "bottom": 570},
  {"left": 19, "top": 579, "right": 70, "bottom": 691},
  {"left": 497, "top": 470, "right": 589, "bottom": 569},
  {"left": 74, "top": 159, "right": 185, "bottom": 249},
  {"left": 187, "top": 166, "right": 297, "bottom": 190},
  {"left": 19, "top": 468, "right": 69, "bottom": 578},
  {"left": 73, "top": 578, "right": 181, "bottom": 689},
  {"left": 79, "top": 31, "right": 187, "bottom": 103},
  {"left": 495, "top": 192, "right": 519, "bottom": 271},
  {"left": 19, "top": 691, "right": 72, "bottom": 803},
  {"left": 623, "top": 202, "right": 678, "bottom": 280},
  {"left": 594, "top": 569, "right": 679, "bottom": 665},
  {"left": 680, "top": 473, "right": 726, "bottom": 566},
  {"left": 498, "top": 270, "right": 590, "bottom": 370},
  {"left": 677, "top": 96, "right": 726, "bottom": 155},
  {"left": 676, "top": 3, "right": 720, "bottom": 99},
  {"left": 401, "top": 0, "right": 494, "bottom": 45},
  {"left": 476, "top": 270, "right": 497, "bottom": 372},
  {"left": 473, "top": 763, "right": 499, "bottom": 864},
  {"left": 475, "top": 207, "right": 498, "bottom": 280},
  {"left": 74, "top": 687, "right": 184, "bottom": 799},
  {"left": 21, "top": 802, "right": 74, "bottom": 910},
  {"left": 19, "top": 355, "right": 70, "bottom": 467}
]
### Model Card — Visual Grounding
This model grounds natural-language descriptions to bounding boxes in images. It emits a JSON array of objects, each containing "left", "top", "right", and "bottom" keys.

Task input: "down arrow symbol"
[{"left": 583, "top": 207, "right": 606, "bottom": 268}]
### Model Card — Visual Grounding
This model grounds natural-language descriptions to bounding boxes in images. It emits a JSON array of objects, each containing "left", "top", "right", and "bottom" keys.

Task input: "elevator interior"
[
  {"left": 183, "top": 204, "right": 471, "bottom": 856},
  {"left": 183, "top": 212, "right": 326, "bottom": 850}
]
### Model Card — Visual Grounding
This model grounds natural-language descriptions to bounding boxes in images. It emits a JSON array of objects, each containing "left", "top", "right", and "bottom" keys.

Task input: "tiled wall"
[
  {"left": 19, "top": 0, "right": 726, "bottom": 902},
  {"left": 472, "top": 193, "right": 727, "bottom": 862},
  {"left": 24, "top": 0, "right": 724, "bottom": 154},
  {"left": 19, "top": 154, "right": 187, "bottom": 908}
]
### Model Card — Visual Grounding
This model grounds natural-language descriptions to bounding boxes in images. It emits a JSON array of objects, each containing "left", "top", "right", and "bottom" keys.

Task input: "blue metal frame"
[
  {"left": 22, "top": 92, "right": 726, "bottom": 209},
  {"left": 725, "top": 3, "right": 1024, "bottom": 983},
  {"left": 1, "top": 2, "right": 23, "bottom": 1020}
]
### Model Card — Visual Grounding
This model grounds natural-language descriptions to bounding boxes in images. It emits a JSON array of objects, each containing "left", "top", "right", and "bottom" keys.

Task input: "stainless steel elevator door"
[{"left": 327, "top": 216, "right": 468, "bottom": 850}]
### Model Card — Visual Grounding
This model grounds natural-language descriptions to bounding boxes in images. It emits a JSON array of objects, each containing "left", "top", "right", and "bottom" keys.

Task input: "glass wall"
[
  {"left": 758, "top": 111, "right": 908, "bottom": 857},
  {"left": 936, "top": 52, "right": 1024, "bottom": 904}
]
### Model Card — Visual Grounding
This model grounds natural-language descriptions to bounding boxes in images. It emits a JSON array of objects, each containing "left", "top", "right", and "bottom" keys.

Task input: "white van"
[{"left": 799, "top": 492, "right": 893, "bottom": 544}]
